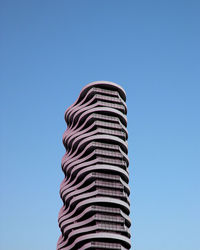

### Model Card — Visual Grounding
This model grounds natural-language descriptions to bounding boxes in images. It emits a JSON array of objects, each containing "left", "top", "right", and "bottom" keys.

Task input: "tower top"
[{"left": 80, "top": 81, "right": 126, "bottom": 102}]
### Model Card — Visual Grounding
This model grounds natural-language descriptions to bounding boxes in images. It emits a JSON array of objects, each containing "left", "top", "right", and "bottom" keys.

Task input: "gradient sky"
[{"left": 1, "top": 0, "right": 200, "bottom": 250}]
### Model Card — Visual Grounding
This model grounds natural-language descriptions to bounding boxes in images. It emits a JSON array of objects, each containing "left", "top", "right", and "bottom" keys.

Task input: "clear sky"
[{"left": 0, "top": 0, "right": 200, "bottom": 250}]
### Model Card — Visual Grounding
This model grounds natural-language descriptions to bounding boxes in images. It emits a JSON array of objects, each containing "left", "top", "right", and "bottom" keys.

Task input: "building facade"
[{"left": 57, "top": 81, "right": 131, "bottom": 249}]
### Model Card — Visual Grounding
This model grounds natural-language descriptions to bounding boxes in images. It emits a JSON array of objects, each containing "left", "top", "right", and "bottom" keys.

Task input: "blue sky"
[{"left": 0, "top": 0, "right": 200, "bottom": 249}]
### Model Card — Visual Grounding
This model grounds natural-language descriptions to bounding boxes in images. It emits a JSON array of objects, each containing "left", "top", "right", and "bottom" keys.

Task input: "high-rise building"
[{"left": 57, "top": 81, "right": 131, "bottom": 250}]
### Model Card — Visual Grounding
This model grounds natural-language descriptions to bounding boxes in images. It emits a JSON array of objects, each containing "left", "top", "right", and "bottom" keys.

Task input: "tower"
[{"left": 57, "top": 81, "right": 131, "bottom": 249}]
